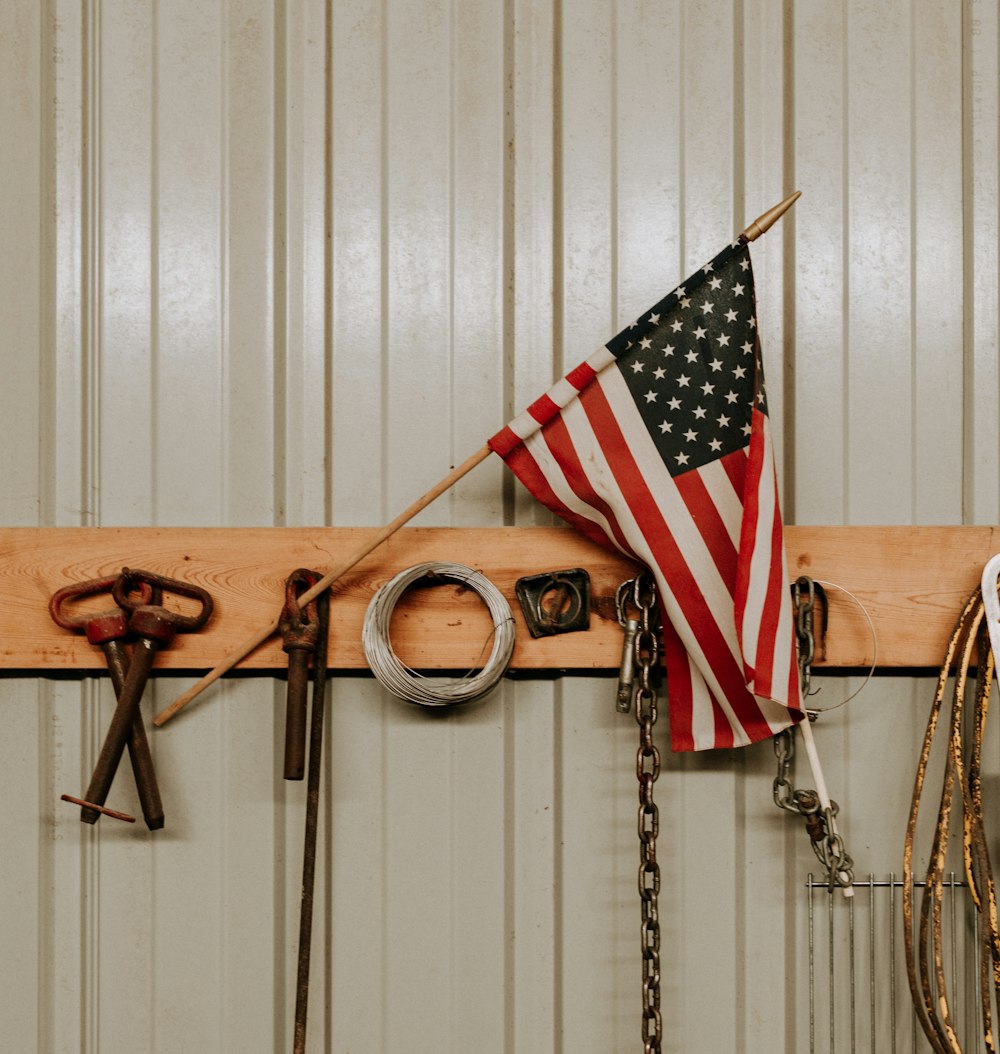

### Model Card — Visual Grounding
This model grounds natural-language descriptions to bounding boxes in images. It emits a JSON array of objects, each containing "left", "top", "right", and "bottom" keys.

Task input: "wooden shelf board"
[{"left": 1, "top": 525, "right": 997, "bottom": 672}]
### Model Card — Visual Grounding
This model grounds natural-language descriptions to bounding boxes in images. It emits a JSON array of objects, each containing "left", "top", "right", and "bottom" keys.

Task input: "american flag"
[{"left": 489, "top": 240, "right": 802, "bottom": 751}]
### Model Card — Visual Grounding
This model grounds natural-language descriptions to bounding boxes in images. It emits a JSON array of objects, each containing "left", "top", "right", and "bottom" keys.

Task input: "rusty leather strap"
[{"left": 903, "top": 586, "right": 1000, "bottom": 1054}]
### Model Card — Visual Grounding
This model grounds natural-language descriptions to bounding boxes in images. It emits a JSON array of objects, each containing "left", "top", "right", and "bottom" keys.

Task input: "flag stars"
[
  {"left": 611, "top": 244, "right": 762, "bottom": 478},
  {"left": 739, "top": 258, "right": 750, "bottom": 271}
]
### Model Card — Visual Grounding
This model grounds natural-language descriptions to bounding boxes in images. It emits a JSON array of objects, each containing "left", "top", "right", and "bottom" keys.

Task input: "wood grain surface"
[{"left": 3, "top": 525, "right": 998, "bottom": 671}]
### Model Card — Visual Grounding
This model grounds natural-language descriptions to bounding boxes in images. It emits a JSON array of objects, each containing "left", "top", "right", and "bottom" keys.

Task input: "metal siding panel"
[
  {"left": 281, "top": 0, "right": 329, "bottom": 527},
  {"left": 843, "top": 0, "right": 914, "bottom": 526},
  {"left": 153, "top": 2, "right": 227, "bottom": 528},
  {"left": 509, "top": 0, "right": 558, "bottom": 527},
  {"left": 0, "top": 1, "right": 44, "bottom": 527},
  {"left": 329, "top": 0, "right": 387, "bottom": 527},
  {"left": 913, "top": 0, "right": 964, "bottom": 524},
  {"left": 6, "top": 1, "right": 1000, "bottom": 1051},
  {"left": 791, "top": 1, "right": 849, "bottom": 526},
  {"left": 966, "top": 0, "right": 1000, "bottom": 523}
]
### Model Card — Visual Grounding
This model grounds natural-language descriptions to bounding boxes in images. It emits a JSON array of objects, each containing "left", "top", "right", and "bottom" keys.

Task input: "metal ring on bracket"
[{"left": 361, "top": 562, "right": 516, "bottom": 707}]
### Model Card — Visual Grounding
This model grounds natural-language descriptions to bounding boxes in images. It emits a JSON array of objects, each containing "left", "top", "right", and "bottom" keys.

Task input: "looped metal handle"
[
  {"left": 112, "top": 567, "right": 214, "bottom": 632},
  {"left": 279, "top": 568, "right": 322, "bottom": 650},
  {"left": 49, "top": 573, "right": 156, "bottom": 630}
]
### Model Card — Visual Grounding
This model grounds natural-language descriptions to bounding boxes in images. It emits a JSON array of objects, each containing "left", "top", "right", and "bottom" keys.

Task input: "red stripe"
[
  {"left": 736, "top": 410, "right": 785, "bottom": 698},
  {"left": 673, "top": 460, "right": 740, "bottom": 597},
  {"left": 488, "top": 425, "right": 521, "bottom": 458},
  {"left": 722, "top": 446, "right": 747, "bottom": 495},
  {"left": 527, "top": 393, "right": 561, "bottom": 427},
  {"left": 565, "top": 361, "right": 597, "bottom": 390},
  {"left": 660, "top": 620, "right": 694, "bottom": 751}
]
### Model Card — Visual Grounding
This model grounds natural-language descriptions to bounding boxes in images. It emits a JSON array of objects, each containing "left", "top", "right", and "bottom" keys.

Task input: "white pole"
[{"left": 798, "top": 715, "right": 854, "bottom": 897}]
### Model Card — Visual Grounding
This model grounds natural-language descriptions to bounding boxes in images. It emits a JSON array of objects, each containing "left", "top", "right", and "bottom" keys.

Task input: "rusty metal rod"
[
  {"left": 102, "top": 637, "right": 164, "bottom": 830},
  {"left": 61, "top": 794, "right": 136, "bottom": 823},
  {"left": 292, "top": 585, "right": 330, "bottom": 1054}
]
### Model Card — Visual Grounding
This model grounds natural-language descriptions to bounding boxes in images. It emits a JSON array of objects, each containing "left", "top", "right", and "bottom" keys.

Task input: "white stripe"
[
  {"left": 686, "top": 651, "right": 728, "bottom": 749},
  {"left": 509, "top": 409, "right": 541, "bottom": 441},
  {"left": 547, "top": 375, "right": 584, "bottom": 408},
  {"left": 698, "top": 457, "right": 744, "bottom": 548},
  {"left": 585, "top": 346, "right": 616, "bottom": 372}
]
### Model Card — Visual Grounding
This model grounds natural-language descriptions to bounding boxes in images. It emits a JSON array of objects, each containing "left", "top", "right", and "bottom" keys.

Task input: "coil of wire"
[{"left": 361, "top": 561, "right": 516, "bottom": 707}]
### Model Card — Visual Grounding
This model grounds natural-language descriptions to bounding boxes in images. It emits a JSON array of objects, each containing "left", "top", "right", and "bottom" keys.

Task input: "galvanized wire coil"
[{"left": 361, "top": 562, "right": 515, "bottom": 707}]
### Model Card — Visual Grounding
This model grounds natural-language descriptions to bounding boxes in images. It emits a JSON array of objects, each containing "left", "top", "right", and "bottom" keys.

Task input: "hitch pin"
[{"left": 60, "top": 794, "right": 136, "bottom": 824}]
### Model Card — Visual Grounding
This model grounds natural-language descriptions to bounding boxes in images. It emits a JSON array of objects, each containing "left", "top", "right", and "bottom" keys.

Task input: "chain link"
[
  {"left": 620, "top": 573, "right": 663, "bottom": 1053},
  {"left": 772, "top": 577, "right": 855, "bottom": 890}
]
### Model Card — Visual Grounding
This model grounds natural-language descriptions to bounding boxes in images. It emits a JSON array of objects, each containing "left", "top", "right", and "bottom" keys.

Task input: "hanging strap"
[{"left": 903, "top": 584, "right": 1000, "bottom": 1054}]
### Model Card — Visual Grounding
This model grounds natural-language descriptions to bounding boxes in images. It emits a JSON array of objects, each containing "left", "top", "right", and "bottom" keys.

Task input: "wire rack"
[{"left": 806, "top": 874, "right": 993, "bottom": 1053}]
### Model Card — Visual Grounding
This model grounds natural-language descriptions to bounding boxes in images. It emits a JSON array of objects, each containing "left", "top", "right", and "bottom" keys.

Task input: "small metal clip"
[{"left": 515, "top": 568, "right": 591, "bottom": 637}]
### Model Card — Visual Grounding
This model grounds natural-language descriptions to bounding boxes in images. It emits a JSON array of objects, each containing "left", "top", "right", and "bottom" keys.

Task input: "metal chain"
[
  {"left": 620, "top": 573, "right": 663, "bottom": 1053},
  {"left": 772, "top": 577, "right": 855, "bottom": 890}
]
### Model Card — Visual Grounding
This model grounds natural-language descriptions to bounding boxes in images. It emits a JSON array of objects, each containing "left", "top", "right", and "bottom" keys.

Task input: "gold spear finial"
[{"left": 741, "top": 190, "right": 801, "bottom": 242}]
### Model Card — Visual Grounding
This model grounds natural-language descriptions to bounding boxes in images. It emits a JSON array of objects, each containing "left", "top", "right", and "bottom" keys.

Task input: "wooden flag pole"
[
  {"left": 154, "top": 444, "right": 493, "bottom": 725},
  {"left": 155, "top": 191, "right": 801, "bottom": 727}
]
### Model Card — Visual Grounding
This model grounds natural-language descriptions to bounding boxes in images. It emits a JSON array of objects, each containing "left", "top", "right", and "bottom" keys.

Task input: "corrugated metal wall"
[{"left": 2, "top": 1, "right": 997, "bottom": 1050}]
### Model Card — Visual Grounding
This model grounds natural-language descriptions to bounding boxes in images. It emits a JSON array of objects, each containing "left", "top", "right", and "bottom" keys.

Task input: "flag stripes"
[{"left": 489, "top": 240, "right": 801, "bottom": 750}]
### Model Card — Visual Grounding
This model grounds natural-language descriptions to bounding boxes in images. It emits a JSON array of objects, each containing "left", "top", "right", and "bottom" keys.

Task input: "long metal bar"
[
  {"left": 889, "top": 874, "right": 897, "bottom": 1050},
  {"left": 809, "top": 875, "right": 816, "bottom": 1054},
  {"left": 869, "top": 876, "right": 876, "bottom": 1052},
  {"left": 292, "top": 587, "right": 330, "bottom": 1054}
]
